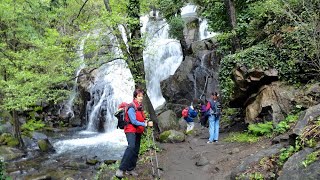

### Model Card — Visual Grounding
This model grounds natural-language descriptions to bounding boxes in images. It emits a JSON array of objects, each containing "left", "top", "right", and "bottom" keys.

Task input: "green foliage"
[
  {"left": 157, "top": 0, "right": 185, "bottom": 20},
  {"left": 274, "top": 114, "right": 299, "bottom": 134},
  {"left": 0, "top": 158, "right": 11, "bottom": 180},
  {"left": 168, "top": 16, "right": 185, "bottom": 40},
  {"left": 201, "top": 0, "right": 320, "bottom": 102},
  {"left": 0, "top": 0, "right": 81, "bottom": 112},
  {"left": 139, "top": 128, "right": 159, "bottom": 155},
  {"left": 248, "top": 121, "right": 273, "bottom": 136},
  {"left": 278, "top": 145, "right": 299, "bottom": 166},
  {"left": 302, "top": 150, "right": 320, "bottom": 168},
  {"left": 224, "top": 132, "right": 260, "bottom": 143},
  {"left": 21, "top": 119, "right": 45, "bottom": 132}
]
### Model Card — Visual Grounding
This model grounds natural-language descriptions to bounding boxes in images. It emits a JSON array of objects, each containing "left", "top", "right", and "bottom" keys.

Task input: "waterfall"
[
  {"left": 143, "top": 16, "right": 183, "bottom": 108},
  {"left": 85, "top": 59, "right": 135, "bottom": 133},
  {"left": 60, "top": 34, "right": 89, "bottom": 119},
  {"left": 199, "top": 19, "right": 216, "bottom": 40},
  {"left": 53, "top": 4, "right": 215, "bottom": 160}
]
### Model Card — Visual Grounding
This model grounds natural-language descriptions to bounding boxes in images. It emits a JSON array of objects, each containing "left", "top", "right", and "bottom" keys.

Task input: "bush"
[{"left": 248, "top": 121, "right": 273, "bottom": 136}]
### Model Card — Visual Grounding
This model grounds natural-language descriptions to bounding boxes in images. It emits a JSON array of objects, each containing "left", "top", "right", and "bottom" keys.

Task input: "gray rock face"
[
  {"left": 230, "top": 144, "right": 284, "bottom": 179},
  {"left": 161, "top": 38, "right": 220, "bottom": 116},
  {"left": 278, "top": 148, "right": 320, "bottom": 180},
  {"left": 293, "top": 104, "right": 320, "bottom": 136}
]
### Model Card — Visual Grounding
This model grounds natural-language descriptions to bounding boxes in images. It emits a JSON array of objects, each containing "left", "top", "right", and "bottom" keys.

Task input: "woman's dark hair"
[
  {"left": 211, "top": 92, "right": 218, "bottom": 97},
  {"left": 133, "top": 88, "right": 144, "bottom": 98}
]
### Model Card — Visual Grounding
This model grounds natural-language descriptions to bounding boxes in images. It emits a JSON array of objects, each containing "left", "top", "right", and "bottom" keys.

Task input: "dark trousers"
[
  {"left": 200, "top": 115, "right": 208, "bottom": 127},
  {"left": 119, "top": 133, "right": 142, "bottom": 171}
]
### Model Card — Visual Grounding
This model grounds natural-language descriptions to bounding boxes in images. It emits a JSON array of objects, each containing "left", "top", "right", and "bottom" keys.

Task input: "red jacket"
[{"left": 124, "top": 100, "right": 145, "bottom": 134}]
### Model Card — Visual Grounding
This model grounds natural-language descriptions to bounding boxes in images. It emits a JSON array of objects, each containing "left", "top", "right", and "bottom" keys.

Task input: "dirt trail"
[{"left": 149, "top": 124, "right": 271, "bottom": 180}]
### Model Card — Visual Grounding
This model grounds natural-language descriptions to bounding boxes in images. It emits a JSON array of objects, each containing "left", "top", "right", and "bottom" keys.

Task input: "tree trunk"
[
  {"left": 103, "top": 0, "right": 159, "bottom": 132},
  {"left": 224, "top": 0, "right": 241, "bottom": 51},
  {"left": 12, "top": 110, "right": 24, "bottom": 148}
]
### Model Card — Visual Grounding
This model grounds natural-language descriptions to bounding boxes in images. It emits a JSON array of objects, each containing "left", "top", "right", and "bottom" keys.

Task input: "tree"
[
  {"left": 0, "top": 0, "right": 81, "bottom": 147},
  {"left": 101, "top": 0, "right": 160, "bottom": 131}
]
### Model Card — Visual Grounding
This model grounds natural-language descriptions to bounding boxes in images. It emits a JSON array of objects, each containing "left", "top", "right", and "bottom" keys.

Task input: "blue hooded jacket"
[{"left": 184, "top": 106, "right": 198, "bottom": 122}]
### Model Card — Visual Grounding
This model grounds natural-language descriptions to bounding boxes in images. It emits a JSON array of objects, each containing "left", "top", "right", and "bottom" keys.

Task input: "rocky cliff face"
[{"left": 160, "top": 38, "right": 220, "bottom": 115}]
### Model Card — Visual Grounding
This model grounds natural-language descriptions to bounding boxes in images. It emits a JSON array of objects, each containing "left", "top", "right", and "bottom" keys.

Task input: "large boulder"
[
  {"left": 245, "top": 82, "right": 296, "bottom": 124},
  {"left": 157, "top": 110, "right": 179, "bottom": 133},
  {"left": 230, "top": 67, "right": 279, "bottom": 107},
  {"left": 292, "top": 103, "right": 320, "bottom": 136}
]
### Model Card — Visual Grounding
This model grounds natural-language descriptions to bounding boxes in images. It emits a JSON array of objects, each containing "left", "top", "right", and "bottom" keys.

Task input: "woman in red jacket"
[{"left": 116, "top": 88, "right": 147, "bottom": 178}]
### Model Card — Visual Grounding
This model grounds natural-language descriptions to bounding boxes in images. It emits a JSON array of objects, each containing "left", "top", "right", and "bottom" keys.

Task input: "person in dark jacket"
[
  {"left": 200, "top": 100, "right": 209, "bottom": 128},
  {"left": 206, "top": 92, "right": 222, "bottom": 144},
  {"left": 116, "top": 88, "right": 147, "bottom": 178}
]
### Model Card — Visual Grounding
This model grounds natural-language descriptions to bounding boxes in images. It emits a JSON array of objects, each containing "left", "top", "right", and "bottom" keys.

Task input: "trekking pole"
[
  {"left": 146, "top": 127, "right": 155, "bottom": 177},
  {"left": 150, "top": 127, "right": 161, "bottom": 178}
]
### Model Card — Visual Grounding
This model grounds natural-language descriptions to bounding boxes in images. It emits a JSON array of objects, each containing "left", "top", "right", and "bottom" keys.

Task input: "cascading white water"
[
  {"left": 85, "top": 59, "right": 134, "bottom": 133},
  {"left": 54, "top": 4, "right": 214, "bottom": 160},
  {"left": 199, "top": 19, "right": 217, "bottom": 40},
  {"left": 143, "top": 16, "right": 183, "bottom": 108},
  {"left": 60, "top": 34, "right": 89, "bottom": 118}
]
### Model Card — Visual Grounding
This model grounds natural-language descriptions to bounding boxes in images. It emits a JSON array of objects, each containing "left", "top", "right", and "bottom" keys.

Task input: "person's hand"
[{"left": 147, "top": 121, "right": 153, "bottom": 127}]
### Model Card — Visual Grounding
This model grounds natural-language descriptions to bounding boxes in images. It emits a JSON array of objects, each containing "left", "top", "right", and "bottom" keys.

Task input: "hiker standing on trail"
[
  {"left": 183, "top": 103, "right": 198, "bottom": 133},
  {"left": 116, "top": 88, "right": 148, "bottom": 178},
  {"left": 206, "top": 92, "right": 222, "bottom": 144}
]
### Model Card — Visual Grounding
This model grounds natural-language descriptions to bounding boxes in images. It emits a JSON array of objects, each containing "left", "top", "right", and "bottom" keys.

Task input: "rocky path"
[{"left": 144, "top": 125, "right": 271, "bottom": 180}]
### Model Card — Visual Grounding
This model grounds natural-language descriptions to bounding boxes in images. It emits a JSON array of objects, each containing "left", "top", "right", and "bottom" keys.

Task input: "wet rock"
[
  {"left": 32, "top": 132, "right": 48, "bottom": 140},
  {"left": 104, "top": 160, "right": 117, "bottom": 165},
  {"left": 86, "top": 158, "right": 99, "bottom": 165},
  {"left": 0, "top": 121, "right": 13, "bottom": 134},
  {"left": 38, "top": 139, "right": 55, "bottom": 152},
  {"left": 0, "top": 146, "right": 25, "bottom": 161}
]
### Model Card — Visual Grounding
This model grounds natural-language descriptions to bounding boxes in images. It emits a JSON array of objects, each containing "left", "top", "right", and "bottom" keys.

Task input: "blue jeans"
[
  {"left": 119, "top": 133, "right": 142, "bottom": 171},
  {"left": 208, "top": 115, "right": 220, "bottom": 142}
]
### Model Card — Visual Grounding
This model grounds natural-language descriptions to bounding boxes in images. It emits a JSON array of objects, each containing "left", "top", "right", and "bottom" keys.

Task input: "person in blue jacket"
[{"left": 183, "top": 105, "right": 198, "bottom": 133}]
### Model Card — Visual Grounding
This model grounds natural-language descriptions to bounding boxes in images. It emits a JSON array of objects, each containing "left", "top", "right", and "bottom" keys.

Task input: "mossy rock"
[
  {"left": 159, "top": 130, "right": 185, "bottom": 143},
  {"left": 159, "top": 131, "right": 171, "bottom": 142},
  {"left": 6, "top": 137, "right": 19, "bottom": 147},
  {"left": 0, "top": 133, "right": 19, "bottom": 147},
  {"left": 38, "top": 139, "right": 55, "bottom": 152}
]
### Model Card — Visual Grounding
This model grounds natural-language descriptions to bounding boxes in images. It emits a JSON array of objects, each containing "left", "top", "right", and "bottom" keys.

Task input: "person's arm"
[
  {"left": 128, "top": 107, "right": 146, "bottom": 126},
  {"left": 206, "top": 102, "right": 211, "bottom": 111}
]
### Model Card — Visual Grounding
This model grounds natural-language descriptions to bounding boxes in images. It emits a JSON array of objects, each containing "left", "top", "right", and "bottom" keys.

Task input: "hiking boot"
[
  {"left": 115, "top": 169, "right": 124, "bottom": 178},
  {"left": 126, "top": 170, "right": 139, "bottom": 176},
  {"left": 206, "top": 141, "right": 213, "bottom": 144}
]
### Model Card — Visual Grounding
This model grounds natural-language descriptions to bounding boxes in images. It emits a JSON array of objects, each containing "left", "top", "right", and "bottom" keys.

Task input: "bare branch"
[{"left": 71, "top": 0, "right": 90, "bottom": 24}]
